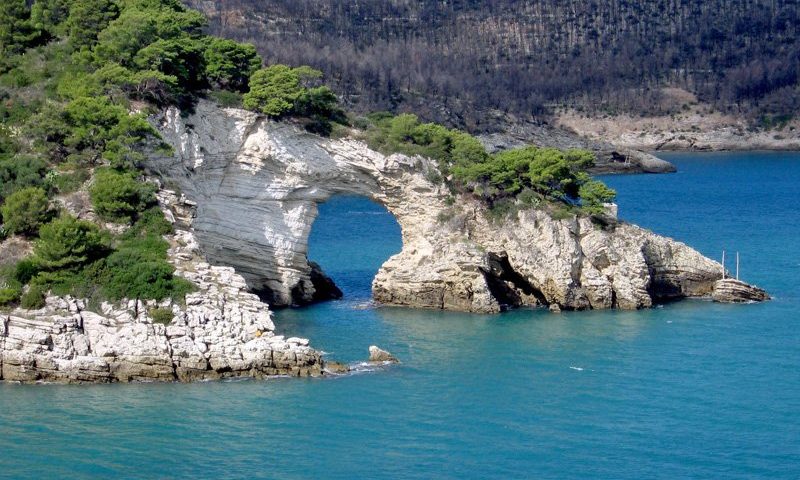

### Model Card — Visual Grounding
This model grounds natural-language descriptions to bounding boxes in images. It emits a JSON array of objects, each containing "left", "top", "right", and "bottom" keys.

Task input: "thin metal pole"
[
  {"left": 722, "top": 250, "right": 726, "bottom": 279},
  {"left": 736, "top": 252, "right": 740, "bottom": 280}
]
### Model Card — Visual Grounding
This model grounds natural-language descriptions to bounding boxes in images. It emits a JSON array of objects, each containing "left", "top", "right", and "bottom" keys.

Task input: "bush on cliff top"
[{"left": 361, "top": 113, "right": 616, "bottom": 217}]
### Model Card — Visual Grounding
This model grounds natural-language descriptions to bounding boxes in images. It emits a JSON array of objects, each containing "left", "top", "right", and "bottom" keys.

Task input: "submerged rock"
[
  {"left": 712, "top": 278, "right": 770, "bottom": 303},
  {"left": 323, "top": 361, "right": 350, "bottom": 374},
  {"left": 368, "top": 346, "right": 399, "bottom": 364}
]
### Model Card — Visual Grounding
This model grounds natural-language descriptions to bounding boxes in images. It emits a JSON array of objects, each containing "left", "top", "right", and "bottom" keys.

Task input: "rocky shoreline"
[
  {"left": 0, "top": 223, "right": 325, "bottom": 383},
  {"left": 148, "top": 100, "right": 767, "bottom": 314},
  {"left": 0, "top": 100, "right": 770, "bottom": 384},
  {"left": 556, "top": 110, "right": 800, "bottom": 152}
]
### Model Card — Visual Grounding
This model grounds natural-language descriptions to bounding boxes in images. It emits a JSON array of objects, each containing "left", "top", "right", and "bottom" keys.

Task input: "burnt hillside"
[{"left": 185, "top": 0, "right": 800, "bottom": 130}]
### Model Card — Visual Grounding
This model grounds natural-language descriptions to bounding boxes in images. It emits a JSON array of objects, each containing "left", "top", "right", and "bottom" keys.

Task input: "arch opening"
[{"left": 306, "top": 195, "right": 402, "bottom": 303}]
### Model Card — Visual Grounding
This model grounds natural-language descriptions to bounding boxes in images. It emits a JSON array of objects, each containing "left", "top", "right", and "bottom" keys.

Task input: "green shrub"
[
  {"left": 89, "top": 168, "right": 155, "bottom": 222},
  {"left": 244, "top": 65, "right": 318, "bottom": 117},
  {"left": 14, "top": 257, "right": 39, "bottom": 284},
  {"left": 101, "top": 234, "right": 172, "bottom": 300},
  {"left": 579, "top": 180, "right": 617, "bottom": 215},
  {"left": 34, "top": 215, "right": 109, "bottom": 270},
  {"left": 126, "top": 206, "right": 173, "bottom": 237},
  {"left": 0, "top": 187, "right": 51, "bottom": 236},
  {"left": 0, "top": 286, "right": 21, "bottom": 306},
  {"left": 20, "top": 283, "right": 46, "bottom": 309},
  {"left": 0, "top": 155, "right": 48, "bottom": 201},
  {"left": 204, "top": 38, "right": 262, "bottom": 92},
  {"left": 149, "top": 307, "right": 174, "bottom": 324},
  {"left": 0, "top": 263, "right": 22, "bottom": 306}
]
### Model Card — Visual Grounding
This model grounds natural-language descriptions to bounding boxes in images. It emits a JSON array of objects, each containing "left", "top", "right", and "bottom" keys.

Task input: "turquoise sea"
[{"left": 1, "top": 152, "right": 798, "bottom": 479}]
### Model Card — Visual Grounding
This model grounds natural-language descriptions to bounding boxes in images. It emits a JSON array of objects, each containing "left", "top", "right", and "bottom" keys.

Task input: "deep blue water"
[{"left": 2, "top": 152, "right": 799, "bottom": 479}]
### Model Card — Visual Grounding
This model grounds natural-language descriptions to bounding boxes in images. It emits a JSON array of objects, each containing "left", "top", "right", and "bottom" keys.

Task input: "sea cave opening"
[{"left": 306, "top": 195, "right": 402, "bottom": 303}]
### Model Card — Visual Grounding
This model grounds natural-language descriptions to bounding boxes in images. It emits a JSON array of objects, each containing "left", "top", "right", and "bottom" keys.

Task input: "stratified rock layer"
[
  {"left": 146, "top": 100, "right": 765, "bottom": 314},
  {"left": 712, "top": 278, "right": 770, "bottom": 303}
]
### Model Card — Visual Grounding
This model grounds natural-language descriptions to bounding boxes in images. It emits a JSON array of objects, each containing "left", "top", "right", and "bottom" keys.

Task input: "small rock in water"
[
  {"left": 548, "top": 304, "right": 562, "bottom": 313},
  {"left": 368, "top": 345, "right": 399, "bottom": 363},
  {"left": 324, "top": 361, "right": 350, "bottom": 374}
]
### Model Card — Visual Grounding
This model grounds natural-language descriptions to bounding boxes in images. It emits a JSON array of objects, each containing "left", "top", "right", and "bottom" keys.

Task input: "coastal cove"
[{"left": 1, "top": 152, "right": 799, "bottom": 479}]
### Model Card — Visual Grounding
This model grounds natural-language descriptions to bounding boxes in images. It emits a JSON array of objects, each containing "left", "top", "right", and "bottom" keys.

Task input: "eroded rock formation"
[
  {"left": 146, "top": 99, "right": 764, "bottom": 314},
  {"left": 0, "top": 216, "right": 322, "bottom": 383}
]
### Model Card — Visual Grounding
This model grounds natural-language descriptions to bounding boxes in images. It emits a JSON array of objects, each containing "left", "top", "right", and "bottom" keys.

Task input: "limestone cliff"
[{"left": 146, "top": 99, "right": 762, "bottom": 314}]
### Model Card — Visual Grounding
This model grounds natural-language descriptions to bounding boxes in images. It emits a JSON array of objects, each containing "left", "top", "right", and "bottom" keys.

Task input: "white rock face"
[
  {"left": 146, "top": 100, "right": 747, "bottom": 313},
  {"left": 0, "top": 224, "right": 322, "bottom": 383}
]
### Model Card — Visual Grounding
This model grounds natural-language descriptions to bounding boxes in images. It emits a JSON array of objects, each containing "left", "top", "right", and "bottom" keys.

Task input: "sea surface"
[{"left": 1, "top": 152, "right": 799, "bottom": 479}]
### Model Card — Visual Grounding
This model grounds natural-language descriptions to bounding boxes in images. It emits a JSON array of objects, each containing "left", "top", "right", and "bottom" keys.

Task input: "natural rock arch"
[
  {"left": 304, "top": 195, "right": 403, "bottom": 300},
  {"left": 149, "top": 100, "right": 739, "bottom": 314}
]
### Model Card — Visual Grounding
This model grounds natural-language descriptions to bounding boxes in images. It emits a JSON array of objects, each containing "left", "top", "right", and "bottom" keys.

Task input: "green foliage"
[
  {"left": 125, "top": 206, "right": 173, "bottom": 237},
  {"left": 100, "top": 220, "right": 192, "bottom": 301},
  {"left": 63, "top": 97, "right": 128, "bottom": 150},
  {"left": 0, "top": 0, "right": 43, "bottom": 57},
  {"left": 26, "top": 211, "right": 190, "bottom": 304},
  {"left": 89, "top": 168, "right": 156, "bottom": 222},
  {"left": 362, "top": 113, "right": 615, "bottom": 217},
  {"left": 452, "top": 145, "right": 615, "bottom": 213},
  {"left": 242, "top": 64, "right": 343, "bottom": 134},
  {"left": 0, "top": 187, "right": 51, "bottom": 236},
  {"left": 0, "top": 155, "right": 48, "bottom": 201},
  {"left": 363, "top": 113, "right": 487, "bottom": 175},
  {"left": 208, "top": 89, "right": 243, "bottom": 108},
  {"left": 133, "top": 36, "right": 206, "bottom": 92},
  {"left": 0, "top": 286, "right": 21, "bottom": 307},
  {"left": 149, "top": 307, "right": 174, "bottom": 324},
  {"left": 578, "top": 179, "right": 617, "bottom": 214},
  {"left": 93, "top": 4, "right": 204, "bottom": 66},
  {"left": 30, "top": 0, "right": 73, "bottom": 38},
  {"left": 46, "top": 168, "right": 90, "bottom": 194},
  {"left": 244, "top": 65, "right": 315, "bottom": 116},
  {"left": 204, "top": 38, "right": 262, "bottom": 92},
  {"left": 34, "top": 215, "right": 109, "bottom": 270},
  {"left": 65, "top": 0, "right": 118, "bottom": 49},
  {"left": 0, "top": 264, "right": 23, "bottom": 307},
  {"left": 20, "top": 283, "right": 47, "bottom": 309},
  {"left": 14, "top": 258, "right": 40, "bottom": 284}
]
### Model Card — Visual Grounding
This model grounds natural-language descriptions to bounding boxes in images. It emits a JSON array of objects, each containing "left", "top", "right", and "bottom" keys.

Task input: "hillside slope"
[{"left": 186, "top": 0, "right": 800, "bottom": 131}]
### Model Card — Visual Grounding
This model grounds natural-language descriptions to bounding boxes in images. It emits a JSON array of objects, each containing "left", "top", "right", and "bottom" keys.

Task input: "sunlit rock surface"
[{"left": 148, "top": 100, "right": 764, "bottom": 313}]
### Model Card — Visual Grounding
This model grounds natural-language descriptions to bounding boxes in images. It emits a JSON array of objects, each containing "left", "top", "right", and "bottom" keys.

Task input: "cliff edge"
[{"left": 147, "top": 100, "right": 765, "bottom": 314}]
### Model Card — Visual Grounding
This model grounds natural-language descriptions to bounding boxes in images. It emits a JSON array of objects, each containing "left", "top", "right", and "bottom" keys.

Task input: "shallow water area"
[{"left": 1, "top": 152, "right": 799, "bottom": 479}]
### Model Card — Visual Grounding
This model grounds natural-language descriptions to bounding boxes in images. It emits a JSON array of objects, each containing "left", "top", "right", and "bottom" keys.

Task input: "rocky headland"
[
  {"left": 148, "top": 100, "right": 766, "bottom": 313},
  {"left": 0, "top": 99, "right": 769, "bottom": 383}
]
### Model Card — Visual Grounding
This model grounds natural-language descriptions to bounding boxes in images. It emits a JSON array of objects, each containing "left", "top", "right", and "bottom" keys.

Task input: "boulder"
[{"left": 368, "top": 345, "right": 399, "bottom": 364}]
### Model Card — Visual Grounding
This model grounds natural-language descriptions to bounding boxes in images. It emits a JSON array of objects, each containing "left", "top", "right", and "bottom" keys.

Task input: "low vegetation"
[
  {"left": 0, "top": 0, "right": 615, "bottom": 311},
  {"left": 360, "top": 113, "right": 616, "bottom": 218}
]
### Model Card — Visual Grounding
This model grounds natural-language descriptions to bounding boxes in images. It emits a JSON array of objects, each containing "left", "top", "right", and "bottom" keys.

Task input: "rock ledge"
[{"left": 712, "top": 278, "right": 770, "bottom": 303}]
